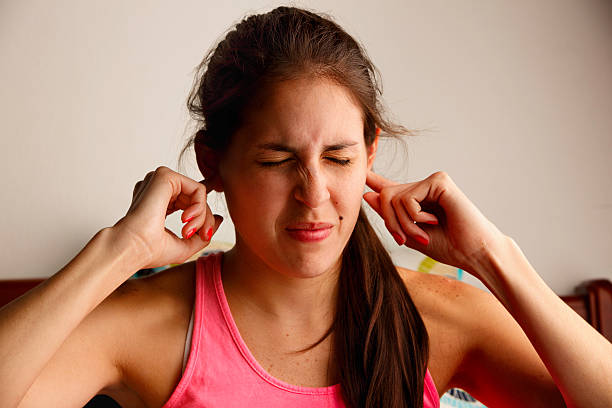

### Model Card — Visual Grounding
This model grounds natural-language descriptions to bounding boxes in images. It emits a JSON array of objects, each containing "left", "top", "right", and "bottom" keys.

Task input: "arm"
[
  {"left": 364, "top": 170, "right": 612, "bottom": 408},
  {"left": 1, "top": 166, "right": 222, "bottom": 407},
  {"left": 468, "top": 235, "right": 612, "bottom": 408},
  {"left": 0, "top": 227, "right": 142, "bottom": 407}
]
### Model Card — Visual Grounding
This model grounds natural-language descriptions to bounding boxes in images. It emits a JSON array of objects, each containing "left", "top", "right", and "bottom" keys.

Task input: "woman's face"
[{"left": 218, "top": 77, "right": 377, "bottom": 278}]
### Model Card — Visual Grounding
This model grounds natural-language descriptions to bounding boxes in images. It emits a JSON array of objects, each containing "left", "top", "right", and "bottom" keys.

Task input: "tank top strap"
[{"left": 424, "top": 368, "right": 441, "bottom": 408}]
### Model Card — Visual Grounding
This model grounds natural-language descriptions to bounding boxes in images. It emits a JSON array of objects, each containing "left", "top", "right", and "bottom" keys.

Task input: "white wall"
[{"left": 1, "top": 0, "right": 610, "bottom": 294}]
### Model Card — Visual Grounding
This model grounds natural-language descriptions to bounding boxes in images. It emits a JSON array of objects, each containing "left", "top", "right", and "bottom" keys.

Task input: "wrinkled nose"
[{"left": 293, "top": 165, "right": 331, "bottom": 208}]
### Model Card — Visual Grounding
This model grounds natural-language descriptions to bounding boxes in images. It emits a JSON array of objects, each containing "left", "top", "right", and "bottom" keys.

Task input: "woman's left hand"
[{"left": 363, "top": 170, "right": 507, "bottom": 277}]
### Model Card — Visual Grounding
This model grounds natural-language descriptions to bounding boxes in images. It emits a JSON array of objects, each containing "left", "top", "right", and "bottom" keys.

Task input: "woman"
[{"left": 1, "top": 6, "right": 610, "bottom": 408}]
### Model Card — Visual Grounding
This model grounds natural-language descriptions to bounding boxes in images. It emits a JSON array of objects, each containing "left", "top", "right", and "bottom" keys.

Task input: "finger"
[
  {"left": 161, "top": 167, "right": 205, "bottom": 206},
  {"left": 173, "top": 210, "right": 222, "bottom": 262},
  {"left": 199, "top": 178, "right": 216, "bottom": 194},
  {"left": 365, "top": 170, "right": 398, "bottom": 193},
  {"left": 166, "top": 190, "right": 202, "bottom": 220},
  {"left": 132, "top": 180, "right": 143, "bottom": 199},
  {"left": 142, "top": 167, "right": 207, "bottom": 220},
  {"left": 131, "top": 170, "right": 156, "bottom": 205},
  {"left": 363, "top": 192, "right": 382, "bottom": 216},
  {"left": 178, "top": 213, "right": 223, "bottom": 259},
  {"left": 399, "top": 194, "right": 439, "bottom": 225},
  {"left": 181, "top": 212, "right": 224, "bottom": 258},
  {"left": 180, "top": 198, "right": 209, "bottom": 238},
  {"left": 392, "top": 197, "right": 430, "bottom": 245},
  {"left": 197, "top": 204, "right": 216, "bottom": 241},
  {"left": 180, "top": 182, "right": 208, "bottom": 223},
  {"left": 378, "top": 190, "right": 407, "bottom": 245}
]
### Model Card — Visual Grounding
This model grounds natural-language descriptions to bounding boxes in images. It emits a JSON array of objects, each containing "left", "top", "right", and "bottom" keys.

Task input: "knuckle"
[
  {"left": 154, "top": 165, "right": 170, "bottom": 176},
  {"left": 431, "top": 171, "right": 450, "bottom": 183},
  {"left": 379, "top": 188, "right": 392, "bottom": 201},
  {"left": 400, "top": 218, "right": 413, "bottom": 230}
]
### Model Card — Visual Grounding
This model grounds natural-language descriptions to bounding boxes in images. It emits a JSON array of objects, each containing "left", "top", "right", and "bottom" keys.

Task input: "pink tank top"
[{"left": 162, "top": 252, "right": 440, "bottom": 408}]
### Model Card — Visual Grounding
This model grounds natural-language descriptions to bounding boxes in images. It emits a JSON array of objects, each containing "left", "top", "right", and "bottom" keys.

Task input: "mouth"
[{"left": 285, "top": 222, "right": 334, "bottom": 242}]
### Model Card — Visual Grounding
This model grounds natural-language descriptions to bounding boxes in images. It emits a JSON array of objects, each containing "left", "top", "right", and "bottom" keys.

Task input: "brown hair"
[{"left": 178, "top": 6, "right": 429, "bottom": 407}]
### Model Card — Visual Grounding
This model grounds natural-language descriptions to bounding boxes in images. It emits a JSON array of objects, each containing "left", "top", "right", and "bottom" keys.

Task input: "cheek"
[
  {"left": 223, "top": 171, "right": 286, "bottom": 228},
  {"left": 332, "top": 169, "right": 367, "bottom": 211}
]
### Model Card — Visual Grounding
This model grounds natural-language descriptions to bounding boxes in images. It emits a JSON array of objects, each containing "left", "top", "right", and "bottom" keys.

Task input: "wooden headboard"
[
  {"left": 559, "top": 279, "right": 612, "bottom": 342},
  {"left": 0, "top": 279, "right": 45, "bottom": 309},
  {"left": 2, "top": 278, "right": 611, "bottom": 342}
]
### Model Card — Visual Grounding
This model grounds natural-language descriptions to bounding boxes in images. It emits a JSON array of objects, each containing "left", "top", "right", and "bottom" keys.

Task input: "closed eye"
[
  {"left": 325, "top": 157, "right": 351, "bottom": 166},
  {"left": 259, "top": 159, "right": 292, "bottom": 167},
  {"left": 258, "top": 157, "right": 351, "bottom": 167}
]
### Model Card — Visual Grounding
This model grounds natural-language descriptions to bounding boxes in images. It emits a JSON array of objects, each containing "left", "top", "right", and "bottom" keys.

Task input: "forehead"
[{"left": 235, "top": 77, "right": 365, "bottom": 149}]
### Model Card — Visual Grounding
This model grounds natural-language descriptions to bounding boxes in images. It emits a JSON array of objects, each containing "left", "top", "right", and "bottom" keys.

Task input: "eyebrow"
[{"left": 255, "top": 141, "right": 359, "bottom": 153}]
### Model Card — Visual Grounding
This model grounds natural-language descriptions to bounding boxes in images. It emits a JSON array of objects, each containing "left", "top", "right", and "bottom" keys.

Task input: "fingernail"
[
  {"left": 425, "top": 219, "right": 438, "bottom": 225},
  {"left": 186, "top": 228, "right": 196, "bottom": 239},
  {"left": 415, "top": 235, "right": 429, "bottom": 245},
  {"left": 391, "top": 232, "right": 405, "bottom": 245},
  {"left": 206, "top": 228, "right": 213, "bottom": 240},
  {"left": 184, "top": 215, "right": 195, "bottom": 223}
]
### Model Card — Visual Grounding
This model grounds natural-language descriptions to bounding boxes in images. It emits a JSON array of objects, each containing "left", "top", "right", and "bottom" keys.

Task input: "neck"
[{"left": 221, "top": 240, "right": 340, "bottom": 330}]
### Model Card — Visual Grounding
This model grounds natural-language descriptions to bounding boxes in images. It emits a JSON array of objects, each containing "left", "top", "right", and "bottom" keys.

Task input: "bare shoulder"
[
  {"left": 130, "top": 260, "right": 197, "bottom": 302},
  {"left": 102, "top": 261, "right": 197, "bottom": 408},
  {"left": 395, "top": 266, "right": 489, "bottom": 325},
  {"left": 396, "top": 266, "right": 564, "bottom": 407},
  {"left": 395, "top": 266, "right": 488, "bottom": 396},
  {"left": 108, "top": 260, "right": 196, "bottom": 328}
]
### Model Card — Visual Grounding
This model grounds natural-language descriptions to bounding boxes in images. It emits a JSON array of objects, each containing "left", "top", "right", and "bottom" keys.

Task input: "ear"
[
  {"left": 366, "top": 134, "right": 379, "bottom": 171},
  {"left": 195, "top": 142, "right": 224, "bottom": 192}
]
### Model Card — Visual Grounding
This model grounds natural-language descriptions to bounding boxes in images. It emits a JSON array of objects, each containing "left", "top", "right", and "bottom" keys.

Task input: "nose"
[{"left": 293, "top": 163, "right": 331, "bottom": 208}]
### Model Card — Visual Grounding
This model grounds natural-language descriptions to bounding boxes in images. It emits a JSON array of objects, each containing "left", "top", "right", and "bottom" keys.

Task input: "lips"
[
  {"left": 285, "top": 222, "right": 334, "bottom": 242},
  {"left": 285, "top": 222, "right": 334, "bottom": 230}
]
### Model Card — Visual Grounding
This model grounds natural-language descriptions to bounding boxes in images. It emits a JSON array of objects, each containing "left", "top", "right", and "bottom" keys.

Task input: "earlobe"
[{"left": 195, "top": 142, "right": 224, "bottom": 192}]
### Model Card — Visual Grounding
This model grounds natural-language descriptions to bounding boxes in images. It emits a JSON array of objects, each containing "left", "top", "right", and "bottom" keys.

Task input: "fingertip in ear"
[
  {"left": 367, "top": 135, "right": 378, "bottom": 169},
  {"left": 209, "top": 177, "right": 225, "bottom": 193}
]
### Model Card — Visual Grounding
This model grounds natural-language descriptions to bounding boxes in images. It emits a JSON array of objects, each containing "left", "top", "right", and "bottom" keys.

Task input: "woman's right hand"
[{"left": 112, "top": 166, "right": 223, "bottom": 270}]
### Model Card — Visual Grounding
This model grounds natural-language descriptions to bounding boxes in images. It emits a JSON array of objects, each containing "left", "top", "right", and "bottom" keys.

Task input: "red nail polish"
[
  {"left": 425, "top": 219, "right": 438, "bottom": 225},
  {"left": 391, "top": 232, "right": 405, "bottom": 245},
  {"left": 206, "top": 228, "right": 213, "bottom": 240},
  {"left": 186, "top": 228, "right": 196, "bottom": 239},
  {"left": 415, "top": 235, "right": 429, "bottom": 245},
  {"left": 184, "top": 215, "right": 195, "bottom": 223}
]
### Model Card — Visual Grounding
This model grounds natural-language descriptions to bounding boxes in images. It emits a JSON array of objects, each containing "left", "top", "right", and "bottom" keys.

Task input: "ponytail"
[
  {"left": 336, "top": 208, "right": 429, "bottom": 407},
  {"left": 300, "top": 207, "right": 430, "bottom": 407}
]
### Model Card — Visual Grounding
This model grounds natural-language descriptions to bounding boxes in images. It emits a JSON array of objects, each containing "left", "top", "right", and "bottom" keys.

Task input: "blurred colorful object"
[
  {"left": 440, "top": 388, "right": 487, "bottom": 407},
  {"left": 417, "top": 256, "right": 464, "bottom": 281}
]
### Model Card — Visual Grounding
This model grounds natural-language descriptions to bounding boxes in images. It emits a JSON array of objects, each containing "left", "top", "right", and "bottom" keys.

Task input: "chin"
[{"left": 276, "top": 246, "right": 343, "bottom": 279}]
